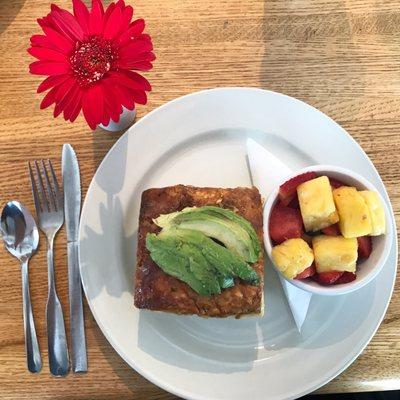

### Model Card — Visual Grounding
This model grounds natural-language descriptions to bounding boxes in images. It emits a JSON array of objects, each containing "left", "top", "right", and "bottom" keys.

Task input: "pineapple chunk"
[
  {"left": 333, "top": 187, "right": 372, "bottom": 238},
  {"left": 271, "top": 238, "right": 314, "bottom": 279},
  {"left": 297, "top": 176, "right": 339, "bottom": 232},
  {"left": 312, "top": 235, "right": 358, "bottom": 273},
  {"left": 359, "top": 191, "right": 386, "bottom": 236}
]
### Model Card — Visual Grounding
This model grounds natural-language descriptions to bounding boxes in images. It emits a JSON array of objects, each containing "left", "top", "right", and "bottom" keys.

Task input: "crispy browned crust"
[{"left": 134, "top": 185, "right": 264, "bottom": 318}]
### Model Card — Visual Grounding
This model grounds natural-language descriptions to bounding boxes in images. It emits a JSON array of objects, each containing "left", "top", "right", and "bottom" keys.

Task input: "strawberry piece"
[
  {"left": 288, "top": 195, "right": 300, "bottom": 209},
  {"left": 329, "top": 177, "right": 346, "bottom": 189},
  {"left": 279, "top": 172, "right": 317, "bottom": 206},
  {"left": 357, "top": 236, "right": 372, "bottom": 259},
  {"left": 335, "top": 271, "right": 356, "bottom": 284},
  {"left": 295, "top": 263, "right": 316, "bottom": 280},
  {"left": 269, "top": 203, "right": 303, "bottom": 244},
  {"left": 316, "top": 271, "right": 343, "bottom": 285},
  {"left": 321, "top": 223, "right": 341, "bottom": 236}
]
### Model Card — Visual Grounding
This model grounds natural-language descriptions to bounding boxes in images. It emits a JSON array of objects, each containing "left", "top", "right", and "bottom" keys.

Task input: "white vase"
[{"left": 98, "top": 107, "right": 136, "bottom": 132}]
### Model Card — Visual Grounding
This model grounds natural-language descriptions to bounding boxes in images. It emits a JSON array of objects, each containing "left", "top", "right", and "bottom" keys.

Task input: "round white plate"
[{"left": 79, "top": 88, "right": 397, "bottom": 400}]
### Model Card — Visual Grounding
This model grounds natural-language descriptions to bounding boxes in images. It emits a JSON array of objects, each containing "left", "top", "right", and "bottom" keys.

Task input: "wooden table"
[{"left": 0, "top": 0, "right": 399, "bottom": 398}]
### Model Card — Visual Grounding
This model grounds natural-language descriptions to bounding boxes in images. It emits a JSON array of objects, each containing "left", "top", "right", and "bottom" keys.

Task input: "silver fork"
[{"left": 29, "top": 160, "right": 69, "bottom": 376}]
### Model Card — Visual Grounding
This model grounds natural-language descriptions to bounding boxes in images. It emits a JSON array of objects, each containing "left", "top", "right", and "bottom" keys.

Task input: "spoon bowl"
[
  {"left": 0, "top": 201, "right": 42, "bottom": 373},
  {"left": 1, "top": 201, "right": 39, "bottom": 260}
]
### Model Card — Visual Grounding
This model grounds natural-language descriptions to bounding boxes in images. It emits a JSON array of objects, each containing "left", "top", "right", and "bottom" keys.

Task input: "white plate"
[{"left": 79, "top": 88, "right": 397, "bottom": 400}]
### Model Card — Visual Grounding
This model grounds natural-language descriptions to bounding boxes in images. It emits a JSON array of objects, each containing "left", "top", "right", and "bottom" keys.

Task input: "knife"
[
  {"left": 246, "top": 138, "right": 312, "bottom": 332},
  {"left": 62, "top": 144, "right": 88, "bottom": 372}
]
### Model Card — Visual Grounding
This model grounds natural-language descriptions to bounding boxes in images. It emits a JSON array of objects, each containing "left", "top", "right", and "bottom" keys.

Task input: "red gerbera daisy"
[{"left": 28, "top": 0, "right": 155, "bottom": 129}]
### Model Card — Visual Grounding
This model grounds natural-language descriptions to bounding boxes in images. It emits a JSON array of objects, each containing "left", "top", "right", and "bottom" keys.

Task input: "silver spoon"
[{"left": 0, "top": 201, "right": 42, "bottom": 373}]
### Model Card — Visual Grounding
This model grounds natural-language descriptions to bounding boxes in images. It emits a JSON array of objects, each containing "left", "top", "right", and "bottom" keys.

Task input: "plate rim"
[{"left": 79, "top": 87, "right": 398, "bottom": 400}]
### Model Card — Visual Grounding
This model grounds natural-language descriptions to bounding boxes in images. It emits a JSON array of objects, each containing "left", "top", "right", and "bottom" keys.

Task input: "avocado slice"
[
  {"left": 180, "top": 242, "right": 221, "bottom": 294},
  {"left": 158, "top": 229, "right": 236, "bottom": 287},
  {"left": 154, "top": 206, "right": 261, "bottom": 263},
  {"left": 146, "top": 233, "right": 220, "bottom": 296},
  {"left": 164, "top": 228, "right": 260, "bottom": 285},
  {"left": 198, "top": 206, "right": 261, "bottom": 258}
]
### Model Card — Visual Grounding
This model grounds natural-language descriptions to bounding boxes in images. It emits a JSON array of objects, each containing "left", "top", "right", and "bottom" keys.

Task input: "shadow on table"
[
  {"left": 0, "top": 0, "right": 26, "bottom": 34},
  {"left": 259, "top": 0, "right": 366, "bottom": 111}
]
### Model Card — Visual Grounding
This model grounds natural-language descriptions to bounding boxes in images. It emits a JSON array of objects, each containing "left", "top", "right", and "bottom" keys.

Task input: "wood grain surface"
[{"left": 0, "top": 0, "right": 399, "bottom": 399}]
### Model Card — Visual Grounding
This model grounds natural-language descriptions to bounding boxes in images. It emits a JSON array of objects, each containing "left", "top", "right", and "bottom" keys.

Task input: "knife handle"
[{"left": 68, "top": 242, "right": 88, "bottom": 373}]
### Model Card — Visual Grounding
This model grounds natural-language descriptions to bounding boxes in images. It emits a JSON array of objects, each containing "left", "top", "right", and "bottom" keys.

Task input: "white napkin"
[{"left": 246, "top": 138, "right": 312, "bottom": 331}]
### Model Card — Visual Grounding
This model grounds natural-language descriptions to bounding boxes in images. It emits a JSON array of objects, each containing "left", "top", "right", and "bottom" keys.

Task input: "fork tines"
[{"left": 28, "top": 160, "right": 63, "bottom": 215}]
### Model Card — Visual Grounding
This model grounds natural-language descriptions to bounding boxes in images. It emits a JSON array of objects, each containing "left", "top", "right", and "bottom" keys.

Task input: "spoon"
[{"left": 0, "top": 201, "right": 42, "bottom": 373}]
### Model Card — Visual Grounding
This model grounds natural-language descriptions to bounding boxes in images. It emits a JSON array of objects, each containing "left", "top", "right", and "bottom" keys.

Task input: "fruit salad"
[{"left": 270, "top": 173, "right": 386, "bottom": 286}]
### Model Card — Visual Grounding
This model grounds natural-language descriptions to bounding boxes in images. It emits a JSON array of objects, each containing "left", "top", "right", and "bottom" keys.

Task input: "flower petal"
[
  {"left": 118, "top": 5, "right": 133, "bottom": 36},
  {"left": 103, "top": 6, "right": 122, "bottom": 39},
  {"left": 120, "top": 70, "right": 151, "bottom": 91},
  {"left": 116, "top": 82, "right": 147, "bottom": 105},
  {"left": 37, "top": 74, "right": 70, "bottom": 93},
  {"left": 93, "top": 84, "right": 105, "bottom": 125},
  {"left": 49, "top": 5, "right": 84, "bottom": 41},
  {"left": 101, "top": 90, "right": 118, "bottom": 126},
  {"left": 124, "top": 60, "right": 153, "bottom": 71},
  {"left": 72, "top": 0, "right": 90, "bottom": 35},
  {"left": 118, "top": 19, "right": 145, "bottom": 45},
  {"left": 30, "top": 35, "right": 60, "bottom": 53},
  {"left": 101, "top": 79, "right": 123, "bottom": 121},
  {"left": 42, "top": 26, "right": 74, "bottom": 53},
  {"left": 103, "top": 2, "right": 115, "bottom": 25},
  {"left": 119, "top": 39, "right": 153, "bottom": 58},
  {"left": 92, "top": 0, "right": 104, "bottom": 15},
  {"left": 89, "top": 0, "right": 104, "bottom": 35},
  {"left": 129, "top": 19, "right": 145, "bottom": 33},
  {"left": 28, "top": 46, "right": 67, "bottom": 62},
  {"left": 40, "top": 85, "right": 59, "bottom": 109},
  {"left": 101, "top": 100, "right": 110, "bottom": 126},
  {"left": 54, "top": 77, "right": 76, "bottom": 102},
  {"left": 67, "top": 91, "right": 83, "bottom": 122},
  {"left": 54, "top": 81, "right": 79, "bottom": 117},
  {"left": 82, "top": 84, "right": 104, "bottom": 129},
  {"left": 108, "top": 71, "right": 147, "bottom": 92},
  {"left": 136, "top": 33, "right": 152, "bottom": 42},
  {"left": 30, "top": 61, "right": 70, "bottom": 76},
  {"left": 116, "top": 0, "right": 126, "bottom": 9},
  {"left": 117, "top": 51, "right": 155, "bottom": 69},
  {"left": 37, "top": 15, "right": 56, "bottom": 31},
  {"left": 113, "top": 84, "right": 135, "bottom": 110},
  {"left": 62, "top": 87, "right": 79, "bottom": 120},
  {"left": 131, "top": 89, "right": 147, "bottom": 105}
]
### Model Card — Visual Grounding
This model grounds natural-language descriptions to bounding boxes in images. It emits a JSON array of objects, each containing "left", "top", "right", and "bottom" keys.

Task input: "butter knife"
[
  {"left": 246, "top": 138, "right": 312, "bottom": 331},
  {"left": 62, "top": 144, "right": 88, "bottom": 372}
]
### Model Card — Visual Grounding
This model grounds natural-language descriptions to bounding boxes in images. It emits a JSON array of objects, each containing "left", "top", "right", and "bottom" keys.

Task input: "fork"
[{"left": 29, "top": 160, "right": 69, "bottom": 376}]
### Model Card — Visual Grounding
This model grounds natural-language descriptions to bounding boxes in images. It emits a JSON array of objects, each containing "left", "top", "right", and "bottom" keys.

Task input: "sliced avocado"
[
  {"left": 165, "top": 228, "right": 260, "bottom": 285},
  {"left": 158, "top": 229, "right": 234, "bottom": 286},
  {"left": 154, "top": 206, "right": 261, "bottom": 263},
  {"left": 146, "top": 234, "right": 221, "bottom": 296},
  {"left": 180, "top": 242, "right": 221, "bottom": 295},
  {"left": 146, "top": 220, "right": 261, "bottom": 296},
  {"left": 199, "top": 206, "right": 261, "bottom": 257},
  {"left": 172, "top": 215, "right": 255, "bottom": 262},
  {"left": 146, "top": 233, "right": 209, "bottom": 295}
]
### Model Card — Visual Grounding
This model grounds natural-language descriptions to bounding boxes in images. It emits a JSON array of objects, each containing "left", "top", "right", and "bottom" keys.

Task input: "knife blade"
[
  {"left": 63, "top": 144, "right": 81, "bottom": 242},
  {"left": 246, "top": 138, "right": 312, "bottom": 332},
  {"left": 62, "top": 144, "right": 88, "bottom": 373}
]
